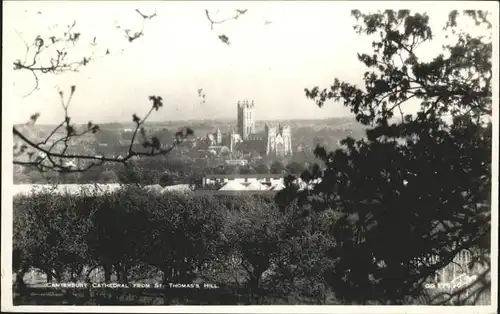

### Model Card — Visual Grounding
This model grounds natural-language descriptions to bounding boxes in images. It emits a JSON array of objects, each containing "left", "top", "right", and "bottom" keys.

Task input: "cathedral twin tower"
[{"left": 236, "top": 100, "right": 292, "bottom": 157}]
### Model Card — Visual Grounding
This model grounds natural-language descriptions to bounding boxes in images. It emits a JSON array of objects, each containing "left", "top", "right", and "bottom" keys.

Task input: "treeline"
[
  {"left": 14, "top": 158, "right": 205, "bottom": 186},
  {"left": 14, "top": 158, "right": 311, "bottom": 186},
  {"left": 13, "top": 187, "right": 334, "bottom": 305},
  {"left": 13, "top": 185, "right": 489, "bottom": 305}
]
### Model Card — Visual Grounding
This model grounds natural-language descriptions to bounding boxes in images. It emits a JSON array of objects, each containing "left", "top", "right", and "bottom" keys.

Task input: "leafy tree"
[
  {"left": 99, "top": 170, "right": 119, "bottom": 183},
  {"left": 139, "top": 194, "right": 226, "bottom": 304},
  {"left": 286, "top": 161, "right": 305, "bottom": 175},
  {"left": 155, "top": 128, "right": 175, "bottom": 145},
  {"left": 116, "top": 164, "right": 142, "bottom": 185},
  {"left": 94, "top": 129, "right": 122, "bottom": 147},
  {"left": 159, "top": 172, "right": 177, "bottom": 186},
  {"left": 78, "top": 165, "right": 104, "bottom": 183},
  {"left": 224, "top": 197, "right": 283, "bottom": 300},
  {"left": 254, "top": 162, "right": 270, "bottom": 174},
  {"left": 88, "top": 186, "right": 155, "bottom": 283},
  {"left": 239, "top": 165, "right": 257, "bottom": 175},
  {"left": 58, "top": 172, "right": 81, "bottom": 184},
  {"left": 270, "top": 160, "right": 285, "bottom": 174},
  {"left": 270, "top": 201, "right": 338, "bottom": 304},
  {"left": 227, "top": 165, "right": 240, "bottom": 174},
  {"left": 15, "top": 170, "right": 45, "bottom": 184},
  {"left": 13, "top": 189, "right": 96, "bottom": 287},
  {"left": 295, "top": 9, "right": 492, "bottom": 304}
]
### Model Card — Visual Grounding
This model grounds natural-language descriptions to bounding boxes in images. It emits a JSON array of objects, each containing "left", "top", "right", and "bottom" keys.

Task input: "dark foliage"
[{"left": 282, "top": 9, "right": 493, "bottom": 304}]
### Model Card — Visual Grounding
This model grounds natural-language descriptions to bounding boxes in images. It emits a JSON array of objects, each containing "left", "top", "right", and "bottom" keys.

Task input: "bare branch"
[
  {"left": 205, "top": 9, "right": 246, "bottom": 30},
  {"left": 117, "top": 9, "right": 157, "bottom": 42},
  {"left": 13, "top": 9, "right": 157, "bottom": 96},
  {"left": 13, "top": 28, "right": 30, "bottom": 64},
  {"left": 13, "top": 89, "right": 192, "bottom": 173},
  {"left": 205, "top": 9, "right": 247, "bottom": 45}
]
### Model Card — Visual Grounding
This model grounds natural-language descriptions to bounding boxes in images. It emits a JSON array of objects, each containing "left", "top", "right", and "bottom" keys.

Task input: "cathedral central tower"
[
  {"left": 232, "top": 100, "right": 292, "bottom": 157},
  {"left": 237, "top": 100, "right": 255, "bottom": 140}
]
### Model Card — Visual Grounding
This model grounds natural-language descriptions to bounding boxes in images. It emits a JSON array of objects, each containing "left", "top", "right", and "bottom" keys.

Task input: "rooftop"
[
  {"left": 205, "top": 173, "right": 284, "bottom": 179},
  {"left": 195, "top": 190, "right": 278, "bottom": 196}
]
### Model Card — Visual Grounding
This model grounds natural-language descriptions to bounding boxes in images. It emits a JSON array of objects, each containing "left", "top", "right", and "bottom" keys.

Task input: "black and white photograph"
[{"left": 2, "top": 1, "right": 498, "bottom": 312}]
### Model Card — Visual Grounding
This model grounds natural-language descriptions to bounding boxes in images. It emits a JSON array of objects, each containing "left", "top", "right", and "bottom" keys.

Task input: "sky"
[{"left": 2, "top": 1, "right": 497, "bottom": 124}]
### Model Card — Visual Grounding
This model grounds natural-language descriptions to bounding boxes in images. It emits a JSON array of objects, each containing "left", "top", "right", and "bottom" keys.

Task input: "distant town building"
[
  {"left": 207, "top": 145, "right": 231, "bottom": 156},
  {"left": 207, "top": 133, "right": 216, "bottom": 145},
  {"left": 265, "top": 124, "right": 292, "bottom": 157},
  {"left": 206, "top": 128, "right": 223, "bottom": 146},
  {"left": 224, "top": 159, "right": 248, "bottom": 166},
  {"left": 229, "top": 132, "right": 243, "bottom": 152},
  {"left": 202, "top": 173, "right": 317, "bottom": 192},
  {"left": 216, "top": 128, "right": 222, "bottom": 145},
  {"left": 63, "top": 160, "right": 77, "bottom": 168},
  {"left": 203, "top": 174, "right": 284, "bottom": 187}
]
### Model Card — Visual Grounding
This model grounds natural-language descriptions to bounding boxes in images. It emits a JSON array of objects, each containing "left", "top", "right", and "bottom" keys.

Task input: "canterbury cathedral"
[
  {"left": 206, "top": 100, "right": 292, "bottom": 157},
  {"left": 208, "top": 100, "right": 292, "bottom": 157}
]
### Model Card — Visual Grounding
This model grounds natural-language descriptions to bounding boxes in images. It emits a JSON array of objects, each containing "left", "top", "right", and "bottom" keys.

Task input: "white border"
[{"left": 2, "top": 1, "right": 498, "bottom": 313}]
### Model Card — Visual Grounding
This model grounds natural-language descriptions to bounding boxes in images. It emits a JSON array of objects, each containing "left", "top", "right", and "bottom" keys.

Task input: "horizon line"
[{"left": 17, "top": 116, "right": 357, "bottom": 127}]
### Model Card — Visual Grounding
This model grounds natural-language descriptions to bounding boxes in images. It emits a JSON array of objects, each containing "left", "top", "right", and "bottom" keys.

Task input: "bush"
[{"left": 13, "top": 187, "right": 260, "bottom": 303}]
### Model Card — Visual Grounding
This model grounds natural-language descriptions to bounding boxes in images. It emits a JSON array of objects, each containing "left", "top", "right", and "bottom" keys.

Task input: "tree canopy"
[{"left": 285, "top": 9, "right": 494, "bottom": 304}]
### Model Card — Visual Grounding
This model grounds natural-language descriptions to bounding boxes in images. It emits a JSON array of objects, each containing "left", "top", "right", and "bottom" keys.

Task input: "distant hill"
[{"left": 14, "top": 117, "right": 366, "bottom": 142}]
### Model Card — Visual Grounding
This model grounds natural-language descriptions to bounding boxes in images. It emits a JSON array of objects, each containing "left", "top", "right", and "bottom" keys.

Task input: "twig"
[
  {"left": 13, "top": 90, "right": 191, "bottom": 173},
  {"left": 14, "top": 9, "right": 152, "bottom": 96},
  {"left": 205, "top": 9, "right": 246, "bottom": 30},
  {"left": 388, "top": 94, "right": 416, "bottom": 118},
  {"left": 13, "top": 28, "right": 30, "bottom": 64},
  {"left": 118, "top": 9, "right": 157, "bottom": 42}
]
